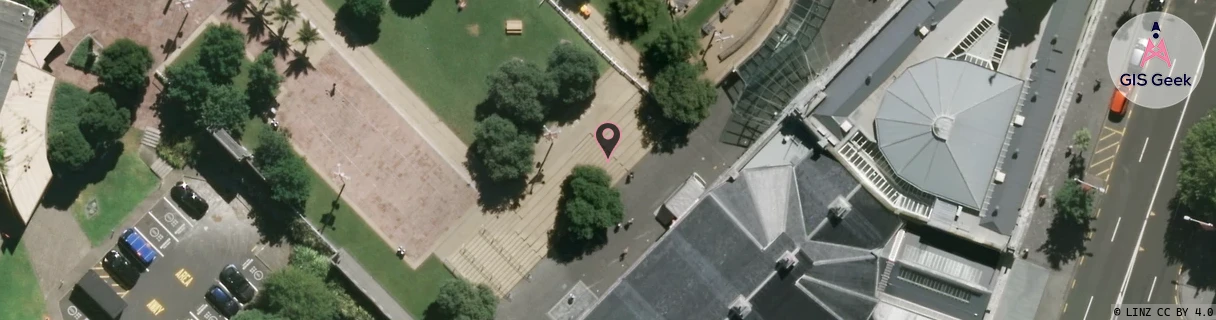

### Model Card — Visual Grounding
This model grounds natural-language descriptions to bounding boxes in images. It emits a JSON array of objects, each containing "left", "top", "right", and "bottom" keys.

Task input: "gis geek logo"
[
  {"left": 1107, "top": 12, "right": 1204, "bottom": 109},
  {"left": 1120, "top": 22, "right": 1193, "bottom": 87}
]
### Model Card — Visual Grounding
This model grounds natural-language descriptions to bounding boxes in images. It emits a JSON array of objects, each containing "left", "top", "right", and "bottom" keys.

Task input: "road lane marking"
[
  {"left": 1149, "top": 276, "right": 1158, "bottom": 302},
  {"left": 1095, "top": 140, "right": 1121, "bottom": 154},
  {"left": 1090, "top": 154, "right": 1117, "bottom": 168},
  {"left": 147, "top": 299, "right": 165, "bottom": 316},
  {"left": 189, "top": 311, "right": 200, "bottom": 320},
  {"left": 1103, "top": 125, "right": 1126, "bottom": 136},
  {"left": 1115, "top": 10, "right": 1216, "bottom": 312},
  {"left": 1064, "top": 303, "right": 1069, "bottom": 313},
  {"left": 163, "top": 197, "right": 195, "bottom": 228},
  {"left": 1140, "top": 138, "right": 1150, "bottom": 162},
  {"left": 1112, "top": 217, "right": 1122, "bottom": 242},
  {"left": 175, "top": 268, "right": 194, "bottom": 287},
  {"left": 1095, "top": 167, "right": 1113, "bottom": 178},
  {"left": 1101, "top": 129, "right": 1123, "bottom": 141},
  {"left": 1170, "top": 59, "right": 1179, "bottom": 76},
  {"left": 147, "top": 211, "right": 181, "bottom": 243},
  {"left": 1072, "top": 279, "right": 1077, "bottom": 288},
  {"left": 1097, "top": 208, "right": 1102, "bottom": 218},
  {"left": 1083, "top": 296, "right": 1095, "bottom": 320}
]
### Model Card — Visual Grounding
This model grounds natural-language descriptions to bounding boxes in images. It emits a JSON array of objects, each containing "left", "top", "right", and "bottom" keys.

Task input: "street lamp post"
[
  {"left": 333, "top": 163, "right": 351, "bottom": 198},
  {"left": 1183, "top": 215, "right": 1216, "bottom": 230},
  {"left": 1073, "top": 178, "right": 1106, "bottom": 193}
]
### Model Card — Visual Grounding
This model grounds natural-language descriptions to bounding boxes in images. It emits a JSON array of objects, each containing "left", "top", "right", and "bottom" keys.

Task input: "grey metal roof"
[
  {"left": 875, "top": 58, "right": 1022, "bottom": 209},
  {"left": 0, "top": 0, "right": 33, "bottom": 106}
]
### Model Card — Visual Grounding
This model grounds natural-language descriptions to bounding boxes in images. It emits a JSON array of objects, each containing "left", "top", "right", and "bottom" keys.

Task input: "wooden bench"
[{"left": 505, "top": 20, "right": 523, "bottom": 35}]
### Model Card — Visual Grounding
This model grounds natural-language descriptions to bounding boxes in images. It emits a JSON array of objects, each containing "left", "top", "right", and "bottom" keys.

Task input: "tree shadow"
[
  {"left": 1067, "top": 156, "right": 1086, "bottom": 179},
  {"left": 0, "top": 206, "right": 26, "bottom": 254},
  {"left": 333, "top": 5, "right": 381, "bottom": 47},
  {"left": 224, "top": 0, "right": 251, "bottom": 19},
  {"left": 285, "top": 51, "right": 316, "bottom": 78},
  {"left": 465, "top": 146, "right": 528, "bottom": 212},
  {"left": 262, "top": 34, "right": 293, "bottom": 60},
  {"left": 601, "top": 3, "right": 649, "bottom": 41},
  {"left": 1162, "top": 197, "right": 1216, "bottom": 289},
  {"left": 1113, "top": 10, "right": 1136, "bottom": 37},
  {"left": 997, "top": 0, "right": 1056, "bottom": 48},
  {"left": 244, "top": 8, "right": 270, "bottom": 42},
  {"left": 635, "top": 97, "right": 693, "bottom": 153},
  {"left": 1037, "top": 210, "right": 1093, "bottom": 269},
  {"left": 546, "top": 213, "right": 609, "bottom": 264},
  {"left": 97, "top": 83, "right": 148, "bottom": 111},
  {"left": 544, "top": 95, "right": 595, "bottom": 126},
  {"left": 389, "top": 0, "right": 433, "bottom": 18},
  {"left": 40, "top": 142, "right": 125, "bottom": 210}
]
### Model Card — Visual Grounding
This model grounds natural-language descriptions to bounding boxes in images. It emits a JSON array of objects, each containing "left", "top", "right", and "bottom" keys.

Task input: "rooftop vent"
[
  {"left": 728, "top": 296, "right": 752, "bottom": 320},
  {"left": 777, "top": 250, "right": 798, "bottom": 271},
  {"left": 828, "top": 197, "right": 852, "bottom": 221}
]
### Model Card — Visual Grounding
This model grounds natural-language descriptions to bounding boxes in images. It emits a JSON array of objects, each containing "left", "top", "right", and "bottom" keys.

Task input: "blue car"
[
  {"left": 205, "top": 284, "right": 242, "bottom": 317},
  {"left": 120, "top": 228, "right": 159, "bottom": 270}
]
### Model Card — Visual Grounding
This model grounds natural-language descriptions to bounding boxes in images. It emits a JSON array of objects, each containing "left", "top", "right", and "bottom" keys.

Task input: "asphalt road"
[{"left": 1060, "top": 2, "right": 1216, "bottom": 319}]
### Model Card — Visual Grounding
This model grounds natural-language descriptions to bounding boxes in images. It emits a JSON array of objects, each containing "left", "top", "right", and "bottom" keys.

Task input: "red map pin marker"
[{"left": 595, "top": 122, "right": 620, "bottom": 163}]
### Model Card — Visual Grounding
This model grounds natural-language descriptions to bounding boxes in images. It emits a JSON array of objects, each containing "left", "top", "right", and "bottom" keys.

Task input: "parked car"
[
  {"left": 219, "top": 265, "right": 258, "bottom": 304},
  {"left": 1110, "top": 88, "right": 1129, "bottom": 116},
  {"left": 171, "top": 182, "right": 209, "bottom": 218},
  {"left": 1148, "top": 0, "right": 1165, "bottom": 11},
  {"left": 205, "top": 284, "right": 242, "bottom": 318},
  {"left": 119, "top": 228, "right": 159, "bottom": 270},
  {"left": 102, "top": 250, "right": 141, "bottom": 289}
]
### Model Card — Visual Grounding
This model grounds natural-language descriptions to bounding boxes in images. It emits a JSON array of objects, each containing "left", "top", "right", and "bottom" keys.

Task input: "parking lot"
[{"left": 59, "top": 180, "right": 274, "bottom": 320}]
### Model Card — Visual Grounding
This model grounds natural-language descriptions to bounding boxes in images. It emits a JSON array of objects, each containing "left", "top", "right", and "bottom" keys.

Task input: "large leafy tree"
[
  {"left": 163, "top": 61, "right": 214, "bottom": 110},
  {"left": 1179, "top": 113, "right": 1216, "bottom": 219},
  {"left": 486, "top": 60, "right": 554, "bottom": 125},
  {"left": 255, "top": 130, "right": 313, "bottom": 209},
  {"left": 261, "top": 267, "right": 339, "bottom": 320},
  {"left": 346, "top": 0, "right": 385, "bottom": 22},
  {"left": 197, "top": 85, "right": 250, "bottom": 135},
  {"left": 247, "top": 52, "right": 283, "bottom": 115},
  {"left": 643, "top": 24, "right": 699, "bottom": 71},
  {"left": 559, "top": 165, "right": 623, "bottom": 241},
  {"left": 78, "top": 93, "right": 131, "bottom": 148},
  {"left": 199, "top": 24, "right": 248, "bottom": 83},
  {"left": 1053, "top": 180, "right": 1093, "bottom": 225},
  {"left": 48, "top": 128, "right": 93, "bottom": 172},
  {"left": 473, "top": 115, "right": 535, "bottom": 182},
  {"left": 288, "top": 246, "right": 331, "bottom": 278},
  {"left": 607, "top": 0, "right": 664, "bottom": 35},
  {"left": 231, "top": 310, "right": 285, "bottom": 320},
  {"left": 95, "top": 38, "right": 154, "bottom": 96},
  {"left": 547, "top": 43, "right": 601, "bottom": 104},
  {"left": 431, "top": 278, "right": 498, "bottom": 320},
  {"left": 651, "top": 62, "right": 715, "bottom": 126}
]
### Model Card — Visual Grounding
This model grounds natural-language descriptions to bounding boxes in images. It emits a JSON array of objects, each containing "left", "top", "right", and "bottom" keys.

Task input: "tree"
[
  {"left": 486, "top": 60, "right": 554, "bottom": 125},
  {"left": 431, "top": 278, "right": 498, "bottom": 320},
  {"left": 295, "top": 20, "right": 321, "bottom": 54},
  {"left": 1073, "top": 128, "right": 1091, "bottom": 154},
  {"left": 547, "top": 42, "right": 601, "bottom": 104},
  {"left": 254, "top": 129, "right": 295, "bottom": 169},
  {"left": 231, "top": 310, "right": 285, "bottom": 320},
  {"left": 346, "top": 0, "right": 385, "bottom": 22},
  {"left": 473, "top": 115, "right": 535, "bottom": 182},
  {"left": 1178, "top": 113, "right": 1216, "bottom": 218},
  {"left": 559, "top": 165, "right": 623, "bottom": 241},
  {"left": 255, "top": 130, "right": 313, "bottom": 209},
  {"left": 607, "top": 0, "right": 664, "bottom": 34},
  {"left": 197, "top": 85, "right": 250, "bottom": 135},
  {"left": 199, "top": 24, "right": 247, "bottom": 83},
  {"left": 247, "top": 52, "right": 283, "bottom": 114},
  {"left": 651, "top": 62, "right": 715, "bottom": 126},
  {"left": 643, "top": 24, "right": 698, "bottom": 71},
  {"left": 262, "top": 267, "right": 339, "bottom": 320},
  {"left": 95, "top": 38, "right": 153, "bottom": 96},
  {"left": 78, "top": 93, "right": 131, "bottom": 148},
  {"left": 288, "top": 246, "right": 331, "bottom": 278},
  {"left": 48, "top": 128, "right": 93, "bottom": 172},
  {"left": 1053, "top": 180, "right": 1093, "bottom": 225},
  {"left": 163, "top": 61, "right": 214, "bottom": 110},
  {"left": 272, "top": 0, "right": 300, "bottom": 34}
]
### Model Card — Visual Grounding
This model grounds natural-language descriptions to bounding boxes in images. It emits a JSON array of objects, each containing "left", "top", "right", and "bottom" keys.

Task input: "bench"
[{"left": 505, "top": 20, "right": 523, "bottom": 35}]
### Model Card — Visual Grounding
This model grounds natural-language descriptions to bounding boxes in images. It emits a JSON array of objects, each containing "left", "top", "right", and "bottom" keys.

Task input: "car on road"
[
  {"left": 101, "top": 250, "right": 141, "bottom": 289},
  {"left": 1148, "top": 0, "right": 1165, "bottom": 11},
  {"left": 171, "top": 181, "right": 209, "bottom": 218},
  {"left": 1111, "top": 88, "right": 1129, "bottom": 116},
  {"left": 219, "top": 264, "right": 258, "bottom": 304},
  {"left": 205, "top": 284, "right": 242, "bottom": 318},
  {"left": 119, "top": 228, "right": 159, "bottom": 271}
]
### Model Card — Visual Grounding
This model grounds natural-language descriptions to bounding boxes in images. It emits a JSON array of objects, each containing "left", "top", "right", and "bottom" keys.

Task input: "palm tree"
[
  {"left": 296, "top": 20, "right": 321, "bottom": 54},
  {"left": 272, "top": 0, "right": 300, "bottom": 35}
]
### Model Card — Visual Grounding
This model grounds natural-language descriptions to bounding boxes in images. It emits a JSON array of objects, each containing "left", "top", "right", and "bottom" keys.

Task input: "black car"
[
  {"left": 219, "top": 265, "right": 258, "bottom": 304},
  {"left": 1148, "top": 0, "right": 1164, "bottom": 11},
  {"left": 171, "top": 182, "right": 209, "bottom": 218},
  {"left": 205, "top": 284, "right": 242, "bottom": 318},
  {"left": 102, "top": 250, "right": 141, "bottom": 289}
]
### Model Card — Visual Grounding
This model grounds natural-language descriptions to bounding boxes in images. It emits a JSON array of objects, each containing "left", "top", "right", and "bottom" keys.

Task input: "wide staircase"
[
  {"left": 141, "top": 127, "right": 174, "bottom": 179},
  {"left": 836, "top": 133, "right": 934, "bottom": 219}
]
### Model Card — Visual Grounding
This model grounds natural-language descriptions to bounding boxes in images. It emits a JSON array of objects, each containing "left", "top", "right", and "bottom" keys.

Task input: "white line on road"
[
  {"left": 147, "top": 211, "right": 181, "bottom": 243},
  {"left": 1148, "top": 276, "right": 1158, "bottom": 301},
  {"left": 1084, "top": 296, "right": 1095, "bottom": 320},
  {"left": 1112, "top": 217, "right": 1123, "bottom": 242},
  {"left": 163, "top": 197, "right": 195, "bottom": 228},
  {"left": 189, "top": 311, "right": 200, "bottom": 320},
  {"left": 1114, "top": 12, "right": 1216, "bottom": 318},
  {"left": 1140, "top": 138, "right": 1150, "bottom": 162},
  {"left": 1170, "top": 59, "right": 1179, "bottom": 76}
]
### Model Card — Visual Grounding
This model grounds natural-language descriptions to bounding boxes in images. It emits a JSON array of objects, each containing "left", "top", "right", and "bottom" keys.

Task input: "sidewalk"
[{"left": 552, "top": 3, "right": 648, "bottom": 88}]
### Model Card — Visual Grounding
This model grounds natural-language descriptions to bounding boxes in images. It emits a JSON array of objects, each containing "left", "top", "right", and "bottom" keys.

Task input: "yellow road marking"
[
  {"left": 1103, "top": 125, "right": 1126, "bottom": 136},
  {"left": 1090, "top": 154, "right": 1117, "bottom": 168},
  {"left": 146, "top": 299, "right": 165, "bottom": 316},
  {"left": 1071, "top": 279, "right": 1077, "bottom": 288},
  {"left": 1064, "top": 303, "right": 1069, "bottom": 314},
  {"left": 1140, "top": 246, "right": 1146, "bottom": 252},
  {"left": 1151, "top": 211, "right": 1156, "bottom": 217},
  {"left": 1100, "top": 129, "right": 1123, "bottom": 141},
  {"left": 175, "top": 268, "right": 193, "bottom": 287},
  {"left": 1080, "top": 256, "right": 1086, "bottom": 265},
  {"left": 1093, "top": 166, "right": 1113, "bottom": 178},
  {"left": 119, "top": 291, "right": 128, "bottom": 298},
  {"left": 1094, "top": 140, "right": 1121, "bottom": 153}
]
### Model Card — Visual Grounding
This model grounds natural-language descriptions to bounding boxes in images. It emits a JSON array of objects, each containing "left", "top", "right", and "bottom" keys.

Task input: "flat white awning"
[
  {"left": 1, "top": 61, "right": 54, "bottom": 223},
  {"left": 661, "top": 173, "right": 707, "bottom": 221},
  {"left": 19, "top": 5, "right": 73, "bottom": 69}
]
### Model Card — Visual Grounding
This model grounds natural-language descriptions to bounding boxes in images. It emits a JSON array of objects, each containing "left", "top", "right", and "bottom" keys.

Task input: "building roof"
[
  {"left": 76, "top": 269, "right": 127, "bottom": 319},
  {"left": 2, "top": 61, "right": 53, "bottom": 222},
  {"left": 874, "top": 58, "right": 1021, "bottom": 209},
  {"left": 585, "top": 150, "right": 914, "bottom": 320},
  {"left": 19, "top": 4, "right": 71, "bottom": 68}
]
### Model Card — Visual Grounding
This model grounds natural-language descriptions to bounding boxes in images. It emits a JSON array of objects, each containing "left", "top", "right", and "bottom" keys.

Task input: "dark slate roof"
[
  {"left": 76, "top": 270, "right": 127, "bottom": 319},
  {"left": 585, "top": 152, "right": 908, "bottom": 320},
  {"left": 0, "top": 0, "right": 31, "bottom": 105}
]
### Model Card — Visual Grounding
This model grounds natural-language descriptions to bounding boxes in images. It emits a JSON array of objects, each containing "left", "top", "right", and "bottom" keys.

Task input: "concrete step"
[
  {"left": 150, "top": 158, "right": 173, "bottom": 179},
  {"left": 141, "top": 126, "right": 161, "bottom": 148}
]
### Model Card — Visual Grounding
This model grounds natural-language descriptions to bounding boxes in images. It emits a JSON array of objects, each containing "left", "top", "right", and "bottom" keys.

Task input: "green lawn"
[
  {"left": 70, "top": 131, "right": 160, "bottom": 246},
  {"left": 323, "top": 0, "right": 606, "bottom": 143},
  {"left": 0, "top": 245, "right": 44, "bottom": 320},
  {"left": 243, "top": 120, "right": 455, "bottom": 317}
]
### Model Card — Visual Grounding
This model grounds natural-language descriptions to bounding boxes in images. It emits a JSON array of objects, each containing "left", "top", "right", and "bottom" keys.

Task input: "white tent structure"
[
  {"left": 19, "top": 5, "right": 72, "bottom": 69},
  {"left": 1, "top": 60, "right": 54, "bottom": 222}
]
